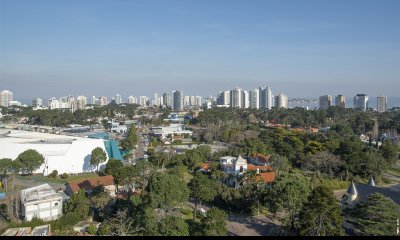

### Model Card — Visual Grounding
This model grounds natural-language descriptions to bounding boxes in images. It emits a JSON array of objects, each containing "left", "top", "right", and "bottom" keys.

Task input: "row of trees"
[
  {"left": 0, "top": 150, "right": 45, "bottom": 192},
  {"left": 121, "top": 125, "right": 138, "bottom": 151}
]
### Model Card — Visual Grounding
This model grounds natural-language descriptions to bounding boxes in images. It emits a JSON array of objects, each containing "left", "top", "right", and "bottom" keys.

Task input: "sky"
[{"left": 1, "top": 0, "right": 400, "bottom": 101}]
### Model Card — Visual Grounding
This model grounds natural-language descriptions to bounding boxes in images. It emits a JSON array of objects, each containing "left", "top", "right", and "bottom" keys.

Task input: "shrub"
[
  {"left": 48, "top": 170, "right": 58, "bottom": 179},
  {"left": 87, "top": 224, "right": 97, "bottom": 235},
  {"left": 61, "top": 173, "right": 69, "bottom": 179}
]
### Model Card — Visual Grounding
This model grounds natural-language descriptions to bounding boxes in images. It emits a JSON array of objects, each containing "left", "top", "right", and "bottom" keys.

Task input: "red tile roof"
[
  {"left": 247, "top": 164, "right": 274, "bottom": 172},
  {"left": 255, "top": 172, "right": 276, "bottom": 183},
  {"left": 201, "top": 162, "right": 210, "bottom": 171},
  {"left": 67, "top": 175, "right": 115, "bottom": 193},
  {"left": 250, "top": 154, "right": 271, "bottom": 163}
]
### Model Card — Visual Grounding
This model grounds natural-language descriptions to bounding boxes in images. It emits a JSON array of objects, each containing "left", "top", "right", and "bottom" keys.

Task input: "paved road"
[{"left": 134, "top": 127, "right": 145, "bottom": 160}]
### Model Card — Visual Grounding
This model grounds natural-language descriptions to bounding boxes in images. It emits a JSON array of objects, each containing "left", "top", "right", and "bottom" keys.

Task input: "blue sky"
[{"left": 1, "top": 0, "right": 400, "bottom": 100}]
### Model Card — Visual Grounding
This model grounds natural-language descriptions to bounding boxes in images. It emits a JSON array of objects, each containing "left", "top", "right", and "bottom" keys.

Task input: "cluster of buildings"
[
  {"left": 2, "top": 174, "right": 119, "bottom": 235},
  {"left": 216, "top": 86, "right": 289, "bottom": 109},
  {"left": 319, "top": 93, "right": 388, "bottom": 112},
  {"left": 0, "top": 89, "right": 395, "bottom": 113},
  {"left": 200, "top": 154, "right": 276, "bottom": 188}
]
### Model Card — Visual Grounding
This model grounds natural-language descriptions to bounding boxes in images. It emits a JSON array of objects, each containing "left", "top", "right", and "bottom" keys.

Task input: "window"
[{"left": 54, "top": 203, "right": 58, "bottom": 206}]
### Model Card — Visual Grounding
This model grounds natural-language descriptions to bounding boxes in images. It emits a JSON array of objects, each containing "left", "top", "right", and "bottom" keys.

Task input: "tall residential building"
[
  {"left": 32, "top": 97, "right": 43, "bottom": 108},
  {"left": 100, "top": 96, "right": 108, "bottom": 106},
  {"left": 354, "top": 94, "right": 369, "bottom": 111},
  {"left": 76, "top": 96, "right": 87, "bottom": 110},
  {"left": 139, "top": 96, "right": 148, "bottom": 107},
  {"left": 319, "top": 95, "right": 333, "bottom": 109},
  {"left": 259, "top": 86, "right": 273, "bottom": 110},
  {"left": 217, "top": 91, "right": 230, "bottom": 106},
  {"left": 335, "top": 95, "right": 346, "bottom": 108},
  {"left": 0, "top": 90, "right": 13, "bottom": 107},
  {"left": 163, "top": 92, "right": 172, "bottom": 108},
  {"left": 249, "top": 88, "right": 260, "bottom": 109},
  {"left": 275, "top": 93, "right": 288, "bottom": 109},
  {"left": 173, "top": 90, "right": 183, "bottom": 111},
  {"left": 128, "top": 95, "right": 137, "bottom": 104},
  {"left": 242, "top": 90, "right": 249, "bottom": 109},
  {"left": 230, "top": 87, "right": 242, "bottom": 108},
  {"left": 115, "top": 94, "right": 122, "bottom": 105},
  {"left": 183, "top": 96, "right": 191, "bottom": 106},
  {"left": 377, "top": 94, "right": 387, "bottom": 113}
]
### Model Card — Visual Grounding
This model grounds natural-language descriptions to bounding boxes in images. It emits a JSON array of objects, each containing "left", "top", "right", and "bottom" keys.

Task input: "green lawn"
[
  {"left": 387, "top": 167, "right": 400, "bottom": 177},
  {"left": 16, "top": 173, "right": 100, "bottom": 184}
]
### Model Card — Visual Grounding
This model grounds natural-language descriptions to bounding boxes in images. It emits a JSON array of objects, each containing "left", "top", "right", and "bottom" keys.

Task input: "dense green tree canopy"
[
  {"left": 90, "top": 147, "right": 107, "bottom": 172},
  {"left": 147, "top": 173, "right": 189, "bottom": 209},
  {"left": 298, "top": 186, "right": 344, "bottom": 236},
  {"left": 15, "top": 149, "right": 45, "bottom": 175},
  {"left": 201, "top": 207, "right": 227, "bottom": 236},
  {"left": 348, "top": 193, "right": 400, "bottom": 236},
  {"left": 267, "top": 173, "right": 310, "bottom": 230},
  {"left": 159, "top": 216, "right": 189, "bottom": 236},
  {"left": 0, "top": 158, "right": 14, "bottom": 178},
  {"left": 189, "top": 172, "right": 218, "bottom": 219}
]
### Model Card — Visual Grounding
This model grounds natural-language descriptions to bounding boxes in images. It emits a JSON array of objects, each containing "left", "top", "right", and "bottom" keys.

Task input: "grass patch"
[
  {"left": 16, "top": 173, "right": 100, "bottom": 184},
  {"left": 182, "top": 171, "right": 193, "bottom": 184},
  {"left": 387, "top": 167, "right": 400, "bottom": 177},
  {"left": 320, "top": 178, "right": 350, "bottom": 190}
]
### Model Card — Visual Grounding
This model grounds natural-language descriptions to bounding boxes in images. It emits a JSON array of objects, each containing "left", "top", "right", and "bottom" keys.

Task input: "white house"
[{"left": 220, "top": 155, "right": 248, "bottom": 175}]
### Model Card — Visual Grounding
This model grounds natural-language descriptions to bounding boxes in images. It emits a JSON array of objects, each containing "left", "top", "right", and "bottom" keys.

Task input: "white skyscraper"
[
  {"left": 32, "top": 97, "right": 43, "bottom": 108},
  {"left": 163, "top": 92, "right": 172, "bottom": 108},
  {"left": 0, "top": 90, "right": 13, "bottom": 107},
  {"left": 242, "top": 90, "right": 250, "bottom": 109},
  {"left": 275, "top": 93, "right": 288, "bottom": 109},
  {"left": 115, "top": 94, "right": 122, "bottom": 105},
  {"left": 183, "top": 96, "right": 190, "bottom": 106},
  {"left": 377, "top": 94, "right": 387, "bottom": 113},
  {"left": 354, "top": 94, "right": 369, "bottom": 111},
  {"left": 230, "top": 87, "right": 242, "bottom": 108},
  {"left": 249, "top": 88, "right": 259, "bottom": 109},
  {"left": 128, "top": 96, "right": 137, "bottom": 104},
  {"left": 139, "top": 96, "right": 148, "bottom": 107},
  {"left": 76, "top": 96, "right": 87, "bottom": 110},
  {"left": 259, "top": 86, "right": 273, "bottom": 110}
]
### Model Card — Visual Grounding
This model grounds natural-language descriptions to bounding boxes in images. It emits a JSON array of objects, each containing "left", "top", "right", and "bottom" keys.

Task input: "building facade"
[
  {"left": 259, "top": 86, "right": 273, "bottom": 110},
  {"left": 354, "top": 94, "right": 369, "bottom": 111},
  {"left": 230, "top": 87, "right": 242, "bottom": 108},
  {"left": 335, "top": 95, "right": 346, "bottom": 108},
  {"left": 275, "top": 93, "right": 288, "bottom": 109},
  {"left": 173, "top": 90, "right": 183, "bottom": 111},
  {"left": 319, "top": 95, "right": 333, "bottom": 109},
  {"left": 32, "top": 98, "right": 43, "bottom": 108},
  {"left": 249, "top": 88, "right": 259, "bottom": 109},
  {"left": 377, "top": 94, "right": 387, "bottom": 113},
  {"left": 0, "top": 90, "right": 13, "bottom": 107},
  {"left": 20, "top": 184, "right": 63, "bottom": 221}
]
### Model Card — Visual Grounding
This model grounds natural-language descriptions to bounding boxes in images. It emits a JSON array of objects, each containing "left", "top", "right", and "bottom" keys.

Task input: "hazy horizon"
[{"left": 1, "top": 0, "right": 400, "bottom": 99}]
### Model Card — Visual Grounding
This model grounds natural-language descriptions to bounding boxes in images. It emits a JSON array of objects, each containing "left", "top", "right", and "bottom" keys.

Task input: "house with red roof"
[{"left": 65, "top": 175, "right": 116, "bottom": 197}]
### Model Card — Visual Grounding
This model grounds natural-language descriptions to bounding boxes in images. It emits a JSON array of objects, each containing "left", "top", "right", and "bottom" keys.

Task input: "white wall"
[{"left": 0, "top": 131, "right": 109, "bottom": 175}]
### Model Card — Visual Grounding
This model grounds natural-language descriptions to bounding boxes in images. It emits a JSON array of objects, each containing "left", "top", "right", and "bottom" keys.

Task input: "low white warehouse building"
[{"left": 0, "top": 130, "right": 109, "bottom": 176}]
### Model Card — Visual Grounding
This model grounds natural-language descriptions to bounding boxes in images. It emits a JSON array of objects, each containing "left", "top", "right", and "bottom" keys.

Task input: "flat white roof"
[{"left": 21, "top": 183, "right": 62, "bottom": 205}]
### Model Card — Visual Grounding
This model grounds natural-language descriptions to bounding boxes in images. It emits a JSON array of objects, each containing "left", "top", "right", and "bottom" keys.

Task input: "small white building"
[
  {"left": 149, "top": 124, "right": 193, "bottom": 140},
  {"left": 20, "top": 184, "right": 63, "bottom": 221},
  {"left": 220, "top": 155, "right": 248, "bottom": 175}
]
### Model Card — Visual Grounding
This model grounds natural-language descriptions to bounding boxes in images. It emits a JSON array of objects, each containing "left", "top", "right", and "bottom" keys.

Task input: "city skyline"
[{"left": 1, "top": 0, "right": 400, "bottom": 99}]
